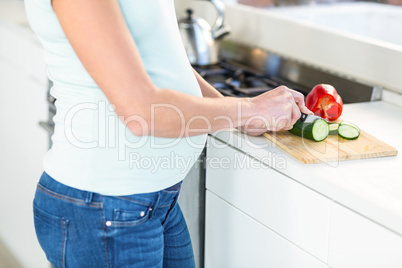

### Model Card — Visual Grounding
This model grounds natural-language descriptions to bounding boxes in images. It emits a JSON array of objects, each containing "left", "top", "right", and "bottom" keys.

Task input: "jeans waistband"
[
  {"left": 38, "top": 171, "right": 183, "bottom": 203},
  {"left": 163, "top": 181, "right": 182, "bottom": 192},
  {"left": 38, "top": 172, "right": 102, "bottom": 203}
]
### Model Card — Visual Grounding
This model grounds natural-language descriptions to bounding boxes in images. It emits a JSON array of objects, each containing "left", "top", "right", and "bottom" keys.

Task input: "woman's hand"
[{"left": 238, "top": 86, "right": 312, "bottom": 136}]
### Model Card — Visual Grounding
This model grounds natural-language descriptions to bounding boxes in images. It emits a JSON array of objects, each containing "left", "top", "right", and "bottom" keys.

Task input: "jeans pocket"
[
  {"left": 33, "top": 204, "right": 68, "bottom": 268},
  {"left": 108, "top": 208, "right": 151, "bottom": 227}
]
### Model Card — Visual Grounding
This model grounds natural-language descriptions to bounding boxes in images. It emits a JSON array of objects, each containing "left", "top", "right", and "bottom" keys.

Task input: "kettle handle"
[{"left": 210, "top": 0, "right": 225, "bottom": 32}]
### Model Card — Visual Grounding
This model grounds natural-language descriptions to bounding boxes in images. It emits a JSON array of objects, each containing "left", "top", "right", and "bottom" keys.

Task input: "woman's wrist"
[{"left": 226, "top": 97, "right": 256, "bottom": 128}]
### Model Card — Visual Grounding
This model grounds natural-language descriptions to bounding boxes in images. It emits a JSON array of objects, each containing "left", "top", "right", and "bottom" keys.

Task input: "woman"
[{"left": 25, "top": 0, "right": 310, "bottom": 267}]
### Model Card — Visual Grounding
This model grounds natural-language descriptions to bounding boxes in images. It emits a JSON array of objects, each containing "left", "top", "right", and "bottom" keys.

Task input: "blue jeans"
[{"left": 33, "top": 172, "right": 195, "bottom": 268}]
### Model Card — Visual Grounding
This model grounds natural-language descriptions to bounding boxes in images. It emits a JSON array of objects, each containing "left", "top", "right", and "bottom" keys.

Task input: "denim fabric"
[{"left": 33, "top": 171, "right": 195, "bottom": 268}]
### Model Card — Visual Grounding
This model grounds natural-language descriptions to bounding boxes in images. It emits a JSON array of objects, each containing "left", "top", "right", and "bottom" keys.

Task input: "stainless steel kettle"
[{"left": 178, "top": 0, "right": 230, "bottom": 66}]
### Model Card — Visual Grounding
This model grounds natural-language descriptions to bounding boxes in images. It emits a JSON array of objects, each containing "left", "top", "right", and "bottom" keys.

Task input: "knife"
[{"left": 299, "top": 112, "right": 327, "bottom": 124}]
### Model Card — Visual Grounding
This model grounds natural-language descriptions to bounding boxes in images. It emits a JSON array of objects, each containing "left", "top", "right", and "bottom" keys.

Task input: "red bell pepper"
[{"left": 306, "top": 84, "right": 343, "bottom": 121}]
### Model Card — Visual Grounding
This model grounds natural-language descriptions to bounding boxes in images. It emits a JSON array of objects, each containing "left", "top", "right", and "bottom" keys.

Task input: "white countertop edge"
[{"left": 208, "top": 101, "right": 402, "bottom": 236}]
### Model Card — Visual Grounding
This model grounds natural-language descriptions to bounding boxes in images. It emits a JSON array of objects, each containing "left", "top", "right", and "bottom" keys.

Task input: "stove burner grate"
[{"left": 194, "top": 60, "right": 308, "bottom": 97}]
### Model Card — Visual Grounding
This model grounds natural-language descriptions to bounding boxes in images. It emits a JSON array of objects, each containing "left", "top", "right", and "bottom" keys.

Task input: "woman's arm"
[
  {"left": 52, "top": 0, "right": 309, "bottom": 138},
  {"left": 192, "top": 69, "right": 224, "bottom": 98},
  {"left": 192, "top": 69, "right": 271, "bottom": 136}
]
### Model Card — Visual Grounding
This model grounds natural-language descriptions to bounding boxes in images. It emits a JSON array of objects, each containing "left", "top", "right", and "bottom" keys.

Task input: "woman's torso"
[{"left": 25, "top": 0, "right": 207, "bottom": 195}]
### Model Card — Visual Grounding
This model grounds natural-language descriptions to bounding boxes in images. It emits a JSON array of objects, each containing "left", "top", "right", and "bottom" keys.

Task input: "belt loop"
[
  {"left": 149, "top": 192, "right": 161, "bottom": 220},
  {"left": 85, "top": 192, "right": 93, "bottom": 204}
]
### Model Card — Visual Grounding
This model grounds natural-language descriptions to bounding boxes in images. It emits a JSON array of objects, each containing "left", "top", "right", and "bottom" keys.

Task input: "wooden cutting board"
[{"left": 263, "top": 129, "right": 398, "bottom": 164}]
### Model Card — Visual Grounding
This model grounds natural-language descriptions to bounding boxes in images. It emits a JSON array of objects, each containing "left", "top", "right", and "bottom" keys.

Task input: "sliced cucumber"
[
  {"left": 338, "top": 121, "right": 360, "bottom": 140},
  {"left": 289, "top": 118, "right": 329, "bottom": 142},
  {"left": 328, "top": 122, "right": 340, "bottom": 135}
]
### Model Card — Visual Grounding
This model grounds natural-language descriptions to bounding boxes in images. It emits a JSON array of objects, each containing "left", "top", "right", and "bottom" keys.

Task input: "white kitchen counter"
[{"left": 211, "top": 101, "right": 402, "bottom": 236}]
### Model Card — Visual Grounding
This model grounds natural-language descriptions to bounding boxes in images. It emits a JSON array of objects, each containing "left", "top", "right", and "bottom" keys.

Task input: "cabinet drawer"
[
  {"left": 205, "top": 190, "right": 327, "bottom": 268},
  {"left": 328, "top": 202, "right": 402, "bottom": 268},
  {"left": 206, "top": 136, "right": 331, "bottom": 262}
]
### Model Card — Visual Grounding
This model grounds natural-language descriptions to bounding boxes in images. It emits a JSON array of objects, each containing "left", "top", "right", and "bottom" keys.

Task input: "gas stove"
[
  {"left": 196, "top": 40, "right": 382, "bottom": 103},
  {"left": 194, "top": 60, "right": 310, "bottom": 98}
]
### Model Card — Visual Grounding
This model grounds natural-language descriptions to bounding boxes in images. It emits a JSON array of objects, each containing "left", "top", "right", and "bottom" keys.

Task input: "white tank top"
[{"left": 25, "top": 0, "right": 207, "bottom": 195}]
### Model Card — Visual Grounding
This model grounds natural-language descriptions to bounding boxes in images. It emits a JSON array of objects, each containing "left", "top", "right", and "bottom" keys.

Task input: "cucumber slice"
[
  {"left": 328, "top": 122, "right": 340, "bottom": 135},
  {"left": 338, "top": 121, "right": 360, "bottom": 140},
  {"left": 289, "top": 118, "right": 329, "bottom": 142},
  {"left": 312, "top": 119, "right": 330, "bottom": 141}
]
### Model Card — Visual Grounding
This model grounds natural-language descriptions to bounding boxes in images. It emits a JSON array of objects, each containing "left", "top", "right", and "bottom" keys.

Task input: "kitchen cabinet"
[
  {"left": 204, "top": 190, "right": 327, "bottom": 268},
  {"left": 178, "top": 152, "right": 206, "bottom": 268},
  {"left": 328, "top": 203, "right": 402, "bottom": 268},
  {"left": 0, "top": 22, "right": 49, "bottom": 267},
  {"left": 205, "top": 136, "right": 331, "bottom": 263},
  {"left": 205, "top": 135, "right": 402, "bottom": 267}
]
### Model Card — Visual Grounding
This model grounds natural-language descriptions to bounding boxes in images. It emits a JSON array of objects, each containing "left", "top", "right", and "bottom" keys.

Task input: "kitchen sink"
[{"left": 269, "top": 2, "right": 402, "bottom": 48}]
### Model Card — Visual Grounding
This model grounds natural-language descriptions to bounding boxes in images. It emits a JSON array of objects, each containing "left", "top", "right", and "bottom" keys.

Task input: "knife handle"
[{"left": 300, "top": 112, "right": 308, "bottom": 122}]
